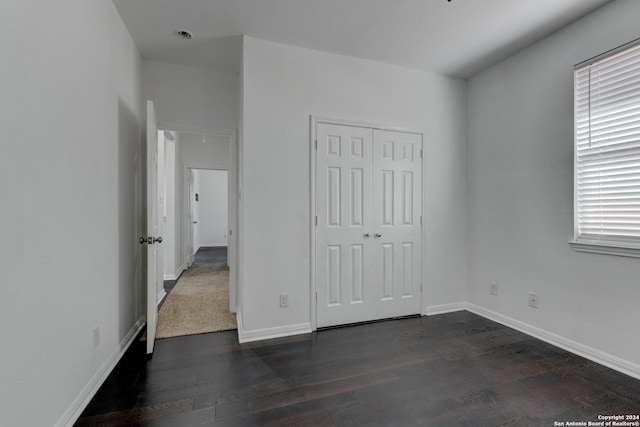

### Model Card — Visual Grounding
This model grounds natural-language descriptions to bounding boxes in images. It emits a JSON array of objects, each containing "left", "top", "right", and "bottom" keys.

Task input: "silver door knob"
[
  {"left": 375, "top": 233, "right": 382, "bottom": 238},
  {"left": 364, "top": 233, "right": 372, "bottom": 238},
  {"left": 139, "top": 236, "right": 163, "bottom": 244}
]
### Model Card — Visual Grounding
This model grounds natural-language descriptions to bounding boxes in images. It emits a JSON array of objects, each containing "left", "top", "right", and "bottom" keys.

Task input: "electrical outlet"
[
  {"left": 279, "top": 293, "right": 289, "bottom": 307},
  {"left": 92, "top": 326, "right": 100, "bottom": 348},
  {"left": 528, "top": 293, "right": 539, "bottom": 309},
  {"left": 490, "top": 282, "right": 498, "bottom": 296}
]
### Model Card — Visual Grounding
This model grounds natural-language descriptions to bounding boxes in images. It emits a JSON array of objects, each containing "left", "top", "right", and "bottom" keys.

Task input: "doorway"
[
  {"left": 188, "top": 169, "right": 228, "bottom": 267},
  {"left": 156, "top": 128, "right": 238, "bottom": 338},
  {"left": 188, "top": 167, "right": 229, "bottom": 274}
]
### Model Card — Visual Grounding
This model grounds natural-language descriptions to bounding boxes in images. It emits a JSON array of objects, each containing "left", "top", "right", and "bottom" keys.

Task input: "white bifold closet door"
[{"left": 316, "top": 123, "right": 422, "bottom": 328}]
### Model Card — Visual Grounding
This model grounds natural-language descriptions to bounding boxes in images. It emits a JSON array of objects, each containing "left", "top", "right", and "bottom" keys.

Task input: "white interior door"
[
  {"left": 187, "top": 169, "right": 196, "bottom": 267},
  {"left": 144, "top": 100, "right": 162, "bottom": 355},
  {"left": 156, "top": 130, "right": 165, "bottom": 304},
  {"left": 371, "top": 129, "right": 422, "bottom": 319},
  {"left": 316, "top": 123, "right": 374, "bottom": 327},
  {"left": 228, "top": 137, "right": 238, "bottom": 312},
  {"left": 315, "top": 123, "right": 422, "bottom": 328}
]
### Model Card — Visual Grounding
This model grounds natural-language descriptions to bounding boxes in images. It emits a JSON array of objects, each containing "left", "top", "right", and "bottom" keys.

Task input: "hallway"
[
  {"left": 163, "top": 247, "right": 228, "bottom": 297},
  {"left": 156, "top": 246, "right": 236, "bottom": 339}
]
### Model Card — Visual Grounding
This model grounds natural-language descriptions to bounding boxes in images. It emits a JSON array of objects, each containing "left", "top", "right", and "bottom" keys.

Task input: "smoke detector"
[{"left": 175, "top": 29, "right": 193, "bottom": 40}]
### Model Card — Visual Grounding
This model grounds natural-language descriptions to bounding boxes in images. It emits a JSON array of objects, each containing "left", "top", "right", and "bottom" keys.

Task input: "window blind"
[{"left": 575, "top": 42, "right": 640, "bottom": 246}]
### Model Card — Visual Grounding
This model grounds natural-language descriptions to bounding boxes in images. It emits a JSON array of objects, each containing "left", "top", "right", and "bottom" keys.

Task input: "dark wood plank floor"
[
  {"left": 193, "top": 246, "right": 227, "bottom": 266},
  {"left": 75, "top": 312, "right": 640, "bottom": 426}
]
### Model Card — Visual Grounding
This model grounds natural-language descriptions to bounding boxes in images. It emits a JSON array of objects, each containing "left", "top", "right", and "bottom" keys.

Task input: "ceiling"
[{"left": 113, "top": 0, "right": 612, "bottom": 79}]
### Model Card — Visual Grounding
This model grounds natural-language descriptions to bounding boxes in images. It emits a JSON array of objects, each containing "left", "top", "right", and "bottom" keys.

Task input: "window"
[{"left": 573, "top": 40, "right": 640, "bottom": 257}]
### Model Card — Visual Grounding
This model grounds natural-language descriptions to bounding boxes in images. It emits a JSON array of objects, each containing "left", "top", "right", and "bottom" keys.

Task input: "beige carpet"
[{"left": 154, "top": 263, "right": 237, "bottom": 339}]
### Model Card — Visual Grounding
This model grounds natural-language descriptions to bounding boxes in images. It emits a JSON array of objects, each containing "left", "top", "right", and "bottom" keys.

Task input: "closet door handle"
[
  {"left": 364, "top": 233, "right": 372, "bottom": 238},
  {"left": 375, "top": 233, "right": 382, "bottom": 238}
]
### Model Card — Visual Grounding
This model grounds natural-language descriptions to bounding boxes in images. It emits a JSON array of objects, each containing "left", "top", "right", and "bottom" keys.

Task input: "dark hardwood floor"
[
  {"left": 193, "top": 246, "right": 227, "bottom": 267},
  {"left": 75, "top": 312, "right": 640, "bottom": 426}
]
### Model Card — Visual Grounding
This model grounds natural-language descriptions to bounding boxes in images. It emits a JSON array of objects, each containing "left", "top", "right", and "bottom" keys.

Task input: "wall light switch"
[{"left": 279, "top": 293, "right": 289, "bottom": 307}]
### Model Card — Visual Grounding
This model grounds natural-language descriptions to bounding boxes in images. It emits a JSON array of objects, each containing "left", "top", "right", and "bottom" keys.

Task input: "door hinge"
[
  {"left": 315, "top": 215, "right": 318, "bottom": 226},
  {"left": 315, "top": 140, "right": 318, "bottom": 150},
  {"left": 420, "top": 215, "right": 423, "bottom": 225},
  {"left": 315, "top": 290, "right": 318, "bottom": 302},
  {"left": 420, "top": 283, "right": 423, "bottom": 292}
]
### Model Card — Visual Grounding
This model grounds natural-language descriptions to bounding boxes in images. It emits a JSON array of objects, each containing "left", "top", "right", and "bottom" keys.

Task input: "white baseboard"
[
  {"left": 466, "top": 303, "right": 640, "bottom": 381},
  {"left": 164, "top": 265, "right": 185, "bottom": 281},
  {"left": 200, "top": 243, "right": 228, "bottom": 248},
  {"left": 425, "top": 302, "right": 466, "bottom": 316},
  {"left": 55, "top": 317, "right": 146, "bottom": 427},
  {"left": 157, "top": 290, "right": 167, "bottom": 306},
  {"left": 236, "top": 312, "right": 312, "bottom": 343}
]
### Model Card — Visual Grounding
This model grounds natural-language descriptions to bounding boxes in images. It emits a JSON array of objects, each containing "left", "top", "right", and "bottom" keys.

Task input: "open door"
[
  {"left": 143, "top": 100, "right": 163, "bottom": 355},
  {"left": 228, "top": 137, "right": 238, "bottom": 313},
  {"left": 187, "top": 169, "right": 196, "bottom": 267}
]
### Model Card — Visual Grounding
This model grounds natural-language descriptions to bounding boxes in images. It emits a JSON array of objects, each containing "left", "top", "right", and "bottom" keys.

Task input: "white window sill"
[{"left": 570, "top": 240, "right": 640, "bottom": 259}]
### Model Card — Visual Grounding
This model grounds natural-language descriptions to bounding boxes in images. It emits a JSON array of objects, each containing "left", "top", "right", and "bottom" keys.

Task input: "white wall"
[
  {"left": 182, "top": 132, "right": 230, "bottom": 170},
  {"left": 142, "top": 59, "right": 239, "bottom": 131},
  {"left": 0, "top": 1, "right": 143, "bottom": 426},
  {"left": 195, "top": 170, "right": 229, "bottom": 247},
  {"left": 240, "top": 36, "right": 467, "bottom": 335},
  {"left": 173, "top": 133, "right": 185, "bottom": 273},
  {"left": 467, "top": 0, "right": 640, "bottom": 371}
]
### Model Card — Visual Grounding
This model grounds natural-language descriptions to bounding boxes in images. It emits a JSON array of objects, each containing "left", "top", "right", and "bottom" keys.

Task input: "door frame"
[
  {"left": 187, "top": 168, "right": 197, "bottom": 267},
  {"left": 159, "top": 122, "right": 240, "bottom": 314},
  {"left": 187, "top": 166, "right": 230, "bottom": 260},
  {"left": 309, "top": 115, "right": 427, "bottom": 331}
]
